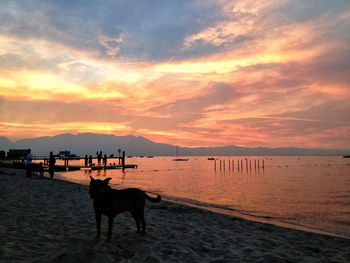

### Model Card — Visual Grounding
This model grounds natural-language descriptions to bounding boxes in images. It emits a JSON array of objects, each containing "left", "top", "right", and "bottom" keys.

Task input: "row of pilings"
[{"left": 214, "top": 158, "right": 265, "bottom": 172}]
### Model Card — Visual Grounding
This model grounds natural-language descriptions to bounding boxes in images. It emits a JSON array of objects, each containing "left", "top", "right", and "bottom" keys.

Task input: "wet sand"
[{"left": 0, "top": 167, "right": 349, "bottom": 262}]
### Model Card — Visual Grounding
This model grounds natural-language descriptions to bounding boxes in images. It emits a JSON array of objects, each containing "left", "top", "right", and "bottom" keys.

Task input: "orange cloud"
[
  {"left": 0, "top": 0, "right": 349, "bottom": 149},
  {"left": 0, "top": 121, "right": 132, "bottom": 141}
]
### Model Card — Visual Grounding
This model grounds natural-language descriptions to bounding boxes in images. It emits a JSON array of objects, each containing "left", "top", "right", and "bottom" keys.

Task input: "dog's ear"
[
  {"left": 90, "top": 176, "right": 95, "bottom": 181},
  {"left": 104, "top": 177, "right": 112, "bottom": 184}
]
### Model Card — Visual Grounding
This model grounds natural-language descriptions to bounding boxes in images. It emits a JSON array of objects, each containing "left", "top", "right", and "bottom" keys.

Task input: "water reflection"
[{"left": 55, "top": 156, "right": 350, "bottom": 237}]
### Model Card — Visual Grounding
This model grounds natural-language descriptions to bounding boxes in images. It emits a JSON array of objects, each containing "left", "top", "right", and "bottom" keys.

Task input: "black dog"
[{"left": 89, "top": 176, "right": 161, "bottom": 241}]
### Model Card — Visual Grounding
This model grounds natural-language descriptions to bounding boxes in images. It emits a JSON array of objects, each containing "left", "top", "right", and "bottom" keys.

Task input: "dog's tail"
[{"left": 144, "top": 192, "right": 161, "bottom": 203}]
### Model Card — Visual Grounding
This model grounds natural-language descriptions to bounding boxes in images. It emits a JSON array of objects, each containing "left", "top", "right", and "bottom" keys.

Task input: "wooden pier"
[
  {"left": 0, "top": 154, "right": 137, "bottom": 172},
  {"left": 54, "top": 164, "right": 138, "bottom": 172}
]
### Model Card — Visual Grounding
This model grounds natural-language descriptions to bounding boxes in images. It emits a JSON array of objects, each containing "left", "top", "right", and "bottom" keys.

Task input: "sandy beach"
[{"left": 1, "top": 167, "right": 349, "bottom": 263}]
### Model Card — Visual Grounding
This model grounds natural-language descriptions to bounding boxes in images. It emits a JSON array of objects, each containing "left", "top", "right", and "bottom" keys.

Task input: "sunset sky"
[{"left": 0, "top": 0, "right": 349, "bottom": 149}]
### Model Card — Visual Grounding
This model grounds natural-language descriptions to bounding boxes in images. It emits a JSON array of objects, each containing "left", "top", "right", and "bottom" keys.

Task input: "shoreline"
[
  {"left": 1, "top": 167, "right": 350, "bottom": 262},
  {"left": 52, "top": 170, "right": 350, "bottom": 241},
  {"left": 164, "top": 198, "right": 350, "bottom": 240}
]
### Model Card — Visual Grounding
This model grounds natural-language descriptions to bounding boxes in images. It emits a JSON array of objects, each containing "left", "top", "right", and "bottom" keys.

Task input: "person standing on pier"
[
  {"left": 26, "top": 150, "right": 33, "bottom": 178},
  {"left": 39, "top": 162, "right": 44, "bottom": 179},
  {"left": 103, "top": 154, "right": 107, "bottom": 167},
  {"left": 97, "top": 152, "right": 102, "bottom": 165},
  {"left": 49, "top": 152, "right": 56, "bottom": 179},
  {"left": 84, "top": 155, "right": 88, "bottom": 167},
  {"left": 89, "top": 155, "right": 93, "bottom": 167}
]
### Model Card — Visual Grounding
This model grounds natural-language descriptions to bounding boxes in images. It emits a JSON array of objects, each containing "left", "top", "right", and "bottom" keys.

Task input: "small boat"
[
  {"left": 173, "top": 146, "right": 189, "bottom": 161},
  {"left": 343, "top": 155, "right": 350, "bottom": 158},
  {"left": 124, "top": 164, "right": 138, "bottom": 168},
  {"left": 207, "top": 157, "right": 215, "bottom": 160}
]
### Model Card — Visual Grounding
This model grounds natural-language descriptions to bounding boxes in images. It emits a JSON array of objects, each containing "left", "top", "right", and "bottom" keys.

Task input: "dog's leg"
[
  {"left": 140, "top": 208, "right": 146, "bottom": 235},
  {"left": 107, "top": 216, "right": 114, "bottom": 242},
  {"left": 131, "top": 211, "right": 141, "bottom": 233},
  {"left": 95, "top": 210, "right": 101, "bottom": 239}
]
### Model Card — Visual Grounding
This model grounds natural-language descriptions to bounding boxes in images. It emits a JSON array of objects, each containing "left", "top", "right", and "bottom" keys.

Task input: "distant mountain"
[
  {"left": 0, "top": 133, "right": 177, "bottom": 156},
  {"left": 0, "top": 133, "right": 349, "bottom": 156},
  {"left": 0, "top": 136, "right": 13, "bottom": 150}
]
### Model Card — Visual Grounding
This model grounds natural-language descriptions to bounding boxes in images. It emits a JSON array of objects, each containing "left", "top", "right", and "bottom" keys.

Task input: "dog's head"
[{"left": 89, "top": 176, "right": 112, "bottom": 199}]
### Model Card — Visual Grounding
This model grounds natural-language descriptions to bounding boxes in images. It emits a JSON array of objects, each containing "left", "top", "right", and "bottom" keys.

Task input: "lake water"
[{"left": 53, "top": 156, "right": 350, "bottom": 238}]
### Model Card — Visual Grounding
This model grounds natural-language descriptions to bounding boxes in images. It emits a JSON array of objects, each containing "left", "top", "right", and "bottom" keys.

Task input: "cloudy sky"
[{"left": 0, "top": 0, "right": 349, "bottom": 149}]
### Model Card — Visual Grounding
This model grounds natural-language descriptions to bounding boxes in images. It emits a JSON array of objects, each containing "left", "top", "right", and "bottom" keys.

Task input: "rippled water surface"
[{"left": 54, "top": 156, "right": 350, "bottom": 238}]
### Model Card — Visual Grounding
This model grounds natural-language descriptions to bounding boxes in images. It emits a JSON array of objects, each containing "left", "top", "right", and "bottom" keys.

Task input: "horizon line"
[{"left": 1, "top": 132, "right": 349, "bottom": 151}]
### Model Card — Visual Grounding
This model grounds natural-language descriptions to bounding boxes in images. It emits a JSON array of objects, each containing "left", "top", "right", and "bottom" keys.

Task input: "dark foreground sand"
[{"left": 0, "top": 167, "right": 349, "bottom": 263}]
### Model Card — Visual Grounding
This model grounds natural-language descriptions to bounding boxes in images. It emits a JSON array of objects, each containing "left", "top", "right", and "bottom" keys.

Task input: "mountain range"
[{"left": 0, "top": 133, "right": 349, "bottom": 156}]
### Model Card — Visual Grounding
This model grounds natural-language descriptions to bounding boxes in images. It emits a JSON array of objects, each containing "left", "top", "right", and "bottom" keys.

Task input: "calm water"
[{"left": 54, "top": 156, "right": 350, "bottom": 238}]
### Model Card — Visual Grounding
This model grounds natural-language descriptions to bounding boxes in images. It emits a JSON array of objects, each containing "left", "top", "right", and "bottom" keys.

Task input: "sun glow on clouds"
[
  {"left": 0, "top": 121, "right": 131, "bottom": 140},
  {"left": 0, "top": 70, "right": 127, "bottom": 101},
  {"left": 155, "top": 47, "right": 320, "bottom": 75},
  {"left": 0, "top": 0, "right": 349, "bottom": 149}
]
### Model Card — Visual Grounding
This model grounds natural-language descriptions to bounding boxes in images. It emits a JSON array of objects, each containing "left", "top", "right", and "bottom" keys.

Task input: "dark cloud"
[
  {"left": 0, "top": 0, "right": 224, "bottom": 62},
  {"left": 271, "top": 100, "right": 350, "bottom": 124},
  {"left": 146, "top": 83, "right": 238, "bottom": 123},
  {"left": 277, "top": 0, "right": 350, "bottom": 22},
  {"left": 1, "top": 0, "right": 350, "bottom": 64},
  {"left": 304, "top": 48, "right": 350, "bottom": 86}
]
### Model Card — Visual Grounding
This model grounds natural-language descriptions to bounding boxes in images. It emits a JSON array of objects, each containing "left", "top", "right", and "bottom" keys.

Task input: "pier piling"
[{"left": 212, "top": 158, "right": 266, "bottom": 173}]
